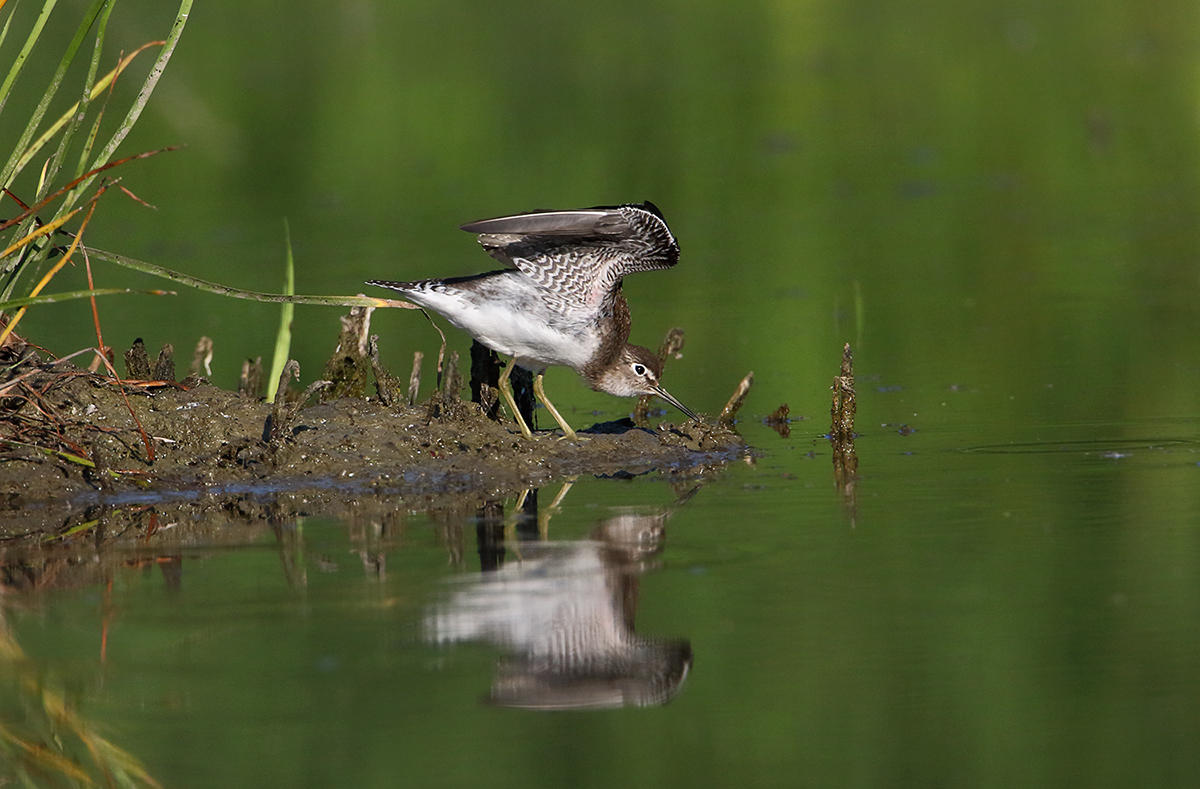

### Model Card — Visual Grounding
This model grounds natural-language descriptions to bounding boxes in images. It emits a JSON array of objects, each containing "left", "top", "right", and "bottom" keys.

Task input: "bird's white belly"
[{"left": 413, "top": 290, "right": 598, "bottom": 371}]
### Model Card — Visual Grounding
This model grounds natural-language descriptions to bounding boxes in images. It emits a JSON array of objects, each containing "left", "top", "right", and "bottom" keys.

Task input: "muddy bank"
[{"left": 1, "top": 347, "right": 747, "bottom": 540}]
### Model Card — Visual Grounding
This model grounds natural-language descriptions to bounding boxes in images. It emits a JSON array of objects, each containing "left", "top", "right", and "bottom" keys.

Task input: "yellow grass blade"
[
  {"left": 14, "top": 41, "right": 164, "bottom": 177},
  {"left": 0, "top": 206, "right": 80, "bottom": 259}
]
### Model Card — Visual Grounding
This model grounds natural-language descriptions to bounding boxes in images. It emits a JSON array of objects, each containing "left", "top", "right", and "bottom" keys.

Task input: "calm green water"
[
  {"left": 6, "top": 419, "right": 1200, "bottom": 787},
  {"left": 4, "top": 0, "right": 1200, "bottom": 785}
]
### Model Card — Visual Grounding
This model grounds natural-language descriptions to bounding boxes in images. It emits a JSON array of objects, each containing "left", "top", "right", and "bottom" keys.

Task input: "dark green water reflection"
[{"left": 6, "top": 416, "right": 1200, "bottom": 787}]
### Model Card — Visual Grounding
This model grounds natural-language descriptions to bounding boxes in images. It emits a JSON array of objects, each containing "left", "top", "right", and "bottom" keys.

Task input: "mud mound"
[{"left": 1, "top": 351, "right": 747, "bottom": 539}]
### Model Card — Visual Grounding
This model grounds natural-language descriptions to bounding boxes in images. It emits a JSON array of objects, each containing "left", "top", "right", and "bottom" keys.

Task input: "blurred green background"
[{"left": 7, "top": 0, "right": 1197, "bottom": 422}]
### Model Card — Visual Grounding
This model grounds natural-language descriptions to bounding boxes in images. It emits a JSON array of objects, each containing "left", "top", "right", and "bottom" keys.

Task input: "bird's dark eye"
[{"left": 632, "top": 363, "right": 647, "bottom": 376}]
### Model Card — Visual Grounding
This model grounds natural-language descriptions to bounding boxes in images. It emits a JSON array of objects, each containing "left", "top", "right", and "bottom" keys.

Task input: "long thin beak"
[{"left": 652, "top": 384, "right": 700, "bottom": 422}]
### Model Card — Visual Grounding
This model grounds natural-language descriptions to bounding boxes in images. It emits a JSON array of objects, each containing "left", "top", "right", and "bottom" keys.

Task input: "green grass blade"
[
  {"left": 0, "top": 0, "right": 57, "bottom": 121},
  {"left": 853, "top": 278, "right": 864, "bottom": 349},
  {"left": 65, "top": 0, "right": 191, "bottom": 210},
  {"left": 266, "top": 220, "right": 295, "bottom": 404},
  {"left": 0, "top": 0, "right": 105, "bottom": 307},
  {"left": 0, "top": 0, "right": 59, "bottom": 293},
  {"left": 0, "top": 0, "right": 105, "bottom": 191},
  {"left": 20, "top": 42, "right": 162, "bottom": 182},
  {"left": 80, "top": 244, "right": 414, "bottom": 309},
  {"left": 0, "top": 286, "right": 174, "bottom": 308},
  {"left": 73, "top": 0, "right": 116, "bottom": 179},
  {"left": 1, "top": 439, "right": 96, "bottom": 469},
  {"left": 0, "top": 0, "right": 19, "bottom": 56},
  {"left": 47, "top": 517, "right": 100, "bottom": 540},
  {"left": 29, "top": 0, "right": 113, "bottom": 192}
]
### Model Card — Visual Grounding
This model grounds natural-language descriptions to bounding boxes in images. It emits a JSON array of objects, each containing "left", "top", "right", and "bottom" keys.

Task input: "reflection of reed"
[
  {"left": 0, "top": 608, "right": 162, "bottom": 787},
  {"left": 271, "top": 510, "right": 407, "bottom": 589},
  {"left": 426, "top": 491, "right": 694, "bottom": 710}
]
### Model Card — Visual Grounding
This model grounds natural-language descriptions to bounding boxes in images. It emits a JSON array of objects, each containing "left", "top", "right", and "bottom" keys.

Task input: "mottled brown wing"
[{"left": 460, "top": 203, "right": 680, "bottom": 309}]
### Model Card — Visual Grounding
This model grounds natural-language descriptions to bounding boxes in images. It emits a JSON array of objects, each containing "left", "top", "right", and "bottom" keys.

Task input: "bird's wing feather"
[
  {"left": 460, "top": 203, "right": 679, "bottom": 308},
  {"left": 460, "top": 209, "right": 621, "bottom": 236}
]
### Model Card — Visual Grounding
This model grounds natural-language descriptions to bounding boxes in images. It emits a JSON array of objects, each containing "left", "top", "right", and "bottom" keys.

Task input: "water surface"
[{"left": 6, "top": 413, "right": 1199, "bottom": 786}]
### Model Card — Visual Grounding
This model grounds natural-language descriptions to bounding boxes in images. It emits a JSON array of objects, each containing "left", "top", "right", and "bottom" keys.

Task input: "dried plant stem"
[
  {"left": 408, "top": 351, "right": 424, "bottom": 405},
  {"left": 0, "top": 190, "right": 98, "bottom": 344},
  {"left": 830, "top": 343, "right": 858, "bottom": 509},
  {"left": 719, "top": 372, "right": 754, "bottom": 426},
  {"left": 84, "top": 250, "right": 155, "bottom": 463}
]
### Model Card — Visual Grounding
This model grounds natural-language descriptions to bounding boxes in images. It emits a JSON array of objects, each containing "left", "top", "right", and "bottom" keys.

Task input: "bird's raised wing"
[{"left": 460, "top": 202, "right": 680, "bottom": 308}]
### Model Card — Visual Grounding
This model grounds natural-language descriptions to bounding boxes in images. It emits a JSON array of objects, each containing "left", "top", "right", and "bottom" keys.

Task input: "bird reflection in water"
[{"left": 425, "top": 483, "right": 695, "bottom": 710}]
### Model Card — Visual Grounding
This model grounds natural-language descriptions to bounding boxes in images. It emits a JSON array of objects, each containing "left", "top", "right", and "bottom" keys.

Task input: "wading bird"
[{"left": 368, "top": 202, "right": 697, "bottom": 439}]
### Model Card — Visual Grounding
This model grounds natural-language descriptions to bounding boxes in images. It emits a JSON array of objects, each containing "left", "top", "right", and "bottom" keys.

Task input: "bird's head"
[{"left": 592, "top": 345, "right": 699, "bottom": 422}]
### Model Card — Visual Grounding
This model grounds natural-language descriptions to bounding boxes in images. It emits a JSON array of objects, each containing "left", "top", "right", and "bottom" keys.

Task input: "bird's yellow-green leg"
[
  {"left": 503, "top": 488, "right": 531, "bottom": 548},
  {"left": 539, "top": 477, "right": 576, "bottom": 538},
  {"left": 497, "top": 358, "right": 534, "bottom": 439},
  {"left": 533, "top": 372, "right": 579, "bottom": 441}
]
